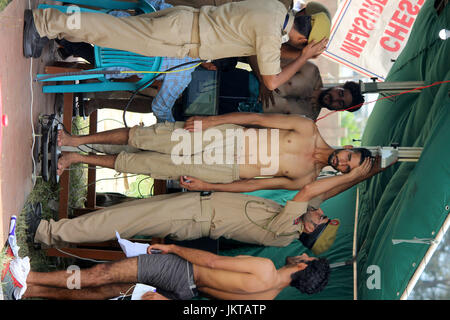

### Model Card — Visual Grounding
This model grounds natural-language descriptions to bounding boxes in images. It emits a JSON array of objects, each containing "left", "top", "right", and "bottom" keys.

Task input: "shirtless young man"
[
  {"left": 3, "top": 245, "right": 329, "bottom": 300},
  {"left": 57, "top": 113, "right": 373, "bottom": 193}
]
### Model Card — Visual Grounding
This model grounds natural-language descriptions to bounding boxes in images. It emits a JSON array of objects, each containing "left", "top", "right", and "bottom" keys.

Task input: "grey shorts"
[{"left": 137, "top": 254, "right": 198, "bottom": 300}]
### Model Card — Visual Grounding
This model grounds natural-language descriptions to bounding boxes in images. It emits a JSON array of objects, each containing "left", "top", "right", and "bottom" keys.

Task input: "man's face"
[
  {"left": 303, "top": 207, "right": 329, "bottom": 232},
  {"left": 319, "top": 87, "right": 353, "bottom": 110},
  {"left": 327, "top": 148, "right": 362, "bottom": 173},
  {"left": 286, "top": 253, "right": 317, "bottom": 266},
  {"left": 288, "top": 28, "right": 308, "bottom": 49}
]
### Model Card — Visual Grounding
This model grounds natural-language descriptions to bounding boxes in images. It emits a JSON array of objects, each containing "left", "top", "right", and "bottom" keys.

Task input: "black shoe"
[
  {"left": 25, "top": 202, "right": 42, "bottom": 244},
  {"left": 23, "top": 9, "right": 49, "bottom": 58}
]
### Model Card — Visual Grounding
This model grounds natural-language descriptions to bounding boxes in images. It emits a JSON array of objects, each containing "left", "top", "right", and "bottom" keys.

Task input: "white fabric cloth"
[{"left": 115, "top": 231, "right": 150, "bottom": 258}]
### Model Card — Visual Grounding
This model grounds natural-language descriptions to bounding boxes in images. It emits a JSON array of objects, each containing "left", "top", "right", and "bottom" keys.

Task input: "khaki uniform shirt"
[
  {"left": 198, "top": 0, "right": 289, "bottom": 75},
  {"left": 263, "top": 61, "right": 324, "bottom": 120},
  {"left": 206, "top": 192, "right": 310, "bottom": 247}
]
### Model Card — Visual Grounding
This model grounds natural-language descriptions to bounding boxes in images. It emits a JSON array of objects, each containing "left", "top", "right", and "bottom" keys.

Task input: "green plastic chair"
[{"left": 36, "top": 1, "right": 163, "bottom": 93}]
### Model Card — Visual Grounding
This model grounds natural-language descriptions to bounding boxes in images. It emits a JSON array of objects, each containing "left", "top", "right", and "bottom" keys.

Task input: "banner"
[{"left": 323, "top": 0, "right": 425, "bottom": 80}]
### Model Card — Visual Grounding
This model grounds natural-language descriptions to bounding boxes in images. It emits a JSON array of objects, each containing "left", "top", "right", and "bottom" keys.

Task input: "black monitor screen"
[{"left": 183, "top": 69, "right": 219, "bottom": 116}]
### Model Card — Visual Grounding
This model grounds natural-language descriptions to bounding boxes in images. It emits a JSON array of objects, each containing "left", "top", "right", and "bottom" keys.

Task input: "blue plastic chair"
[{"left": 36, "top": 1, "right": 163, "bottom": 93}]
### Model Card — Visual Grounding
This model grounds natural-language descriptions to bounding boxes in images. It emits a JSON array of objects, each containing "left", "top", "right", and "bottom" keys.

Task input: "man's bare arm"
[
  {"left": 180, "top": 176, "right": 310, "bottom": 192},
  {"left": 184, "top": 112, "right": 315, "bottom": 132},
  {"left": 248, "top": 55, "right": 275, "bottom": 109},
  {"left": 293, "top": 157, "right": 374, "bottom": 202},
  {"left": 147, "top": 244, "right": 273, "bottom": 276},
  {"left": 261, "top": 39, "right": 328, "bottom": 90}
]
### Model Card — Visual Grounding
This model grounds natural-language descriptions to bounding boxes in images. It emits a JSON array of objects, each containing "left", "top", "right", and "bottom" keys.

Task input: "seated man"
[
  {"left": 28, "top": 157, "right": 373, "bottom": 250},
  {"left": 56, "top": 113, "right": 374, "bottom": 192},
  {"left": 2, "top": 245, "right": 330, "bottom": 300},
  {"left": 24, "top": 0, "right": 330, "bottom": 90},
  {"left": 218, "top": 61, "right": 364, "bottom": 120}
]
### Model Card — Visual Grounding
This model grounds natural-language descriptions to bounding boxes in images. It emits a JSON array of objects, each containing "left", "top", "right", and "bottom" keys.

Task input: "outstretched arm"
[
  {"left": 147, "top": 244, "right": 273, "bottom": 276},
  {"left": 247, "top": 55, "right": 275, "bottom": 109},
  {"left": 261, "top": 39, "right": 328, "bottom": 90},
  {"left": 184, "top": 112, "right": 315, "bottom": 133},
  {"left": 180, "top": 176, "right": 311, "bottom": 192}
]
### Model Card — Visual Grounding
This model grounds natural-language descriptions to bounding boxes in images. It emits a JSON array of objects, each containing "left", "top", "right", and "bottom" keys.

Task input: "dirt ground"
[{"left": 0, "top": 0, "right": 56, "bottom": 246}]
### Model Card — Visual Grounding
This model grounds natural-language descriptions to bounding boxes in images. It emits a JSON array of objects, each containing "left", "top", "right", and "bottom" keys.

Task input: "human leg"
[
  {"left": 23, "top": 283, "right": 134, "bottom": 300},
  {"left": 57, "top": 152, "right": 116, "bottom": 175},
  {"left": 57, "top": 128, "right": 130, "bottom": 147},
  {"left": 26, "top": 258, "right": 138, "bottom": 289},
  {"left": 33, "top": 192, "right": 205, "bottom": 246},
  {"left": 31, "top": 7, "right": 195, "bottom": 58}
]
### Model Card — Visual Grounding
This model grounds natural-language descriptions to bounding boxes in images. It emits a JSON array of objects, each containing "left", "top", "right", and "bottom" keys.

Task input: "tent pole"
[
  {"left": 352, "top": 187, "right": 360, "bottom": 300},
  {"left": 400, "top": 213, "right": 450, "bottom": 299}
]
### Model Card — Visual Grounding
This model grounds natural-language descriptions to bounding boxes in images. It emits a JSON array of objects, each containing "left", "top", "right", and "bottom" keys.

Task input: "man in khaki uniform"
[
  {"left": 25, "top": 0, "right": 331, "bottom": 90},
  {"left": 30, "top": 158, "right": 372, "bottom": 252}
]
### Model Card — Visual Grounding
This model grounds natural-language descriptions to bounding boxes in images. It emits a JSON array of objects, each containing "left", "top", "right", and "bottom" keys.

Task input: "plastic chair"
[{"left": 36, "top": 1, "right": 163, "bottom": 93}]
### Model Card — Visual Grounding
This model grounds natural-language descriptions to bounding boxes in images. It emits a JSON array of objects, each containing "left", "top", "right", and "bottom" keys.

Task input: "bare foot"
[
  {"left": 57, "top": 129, "right": 80, "bottom": 147},
  {"left": 57, "top": 152, "right": 77, "bottom": 176}
]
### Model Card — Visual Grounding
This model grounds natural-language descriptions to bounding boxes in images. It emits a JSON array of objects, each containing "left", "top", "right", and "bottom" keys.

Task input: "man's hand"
[
  {"left": 141, "top": 292, "right": 170, "bottom": 300},
  {"left": 301, "top": 38, "right": 329, "bottom": 60},
  {"left": 259, "top": 83, "right": 275, "bottom": 109},
  {"left": 147, "top": 244, "right": 173, "bottom": 255},
  {"left": 184, "top": 116, "right": 215, "bottom": 132},
  {"left": 180, "top": 176, "right": 209, "bottom": 191},
  {"left": 349, "top": 157, "right": 374, "bottom": 179}
]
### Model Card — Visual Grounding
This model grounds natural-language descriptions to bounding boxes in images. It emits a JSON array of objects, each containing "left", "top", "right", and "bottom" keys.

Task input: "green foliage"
[
  {"left": 0, "top": 0, "right": 11, "bottom": 12},
  {"left": 126, "top": 175, "right": 154, "bottom": 198},
  {"left": 340, "top": 112, "right": 362, "bottom": 146}
]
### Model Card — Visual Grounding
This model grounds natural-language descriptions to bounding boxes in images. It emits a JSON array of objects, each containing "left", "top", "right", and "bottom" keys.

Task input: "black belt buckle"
[{"left": 200, "top": 191, "right": 212, "bottom": 197}]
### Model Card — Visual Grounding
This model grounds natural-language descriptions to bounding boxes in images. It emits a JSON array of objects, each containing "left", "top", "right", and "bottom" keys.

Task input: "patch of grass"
[{"left": 0, "top": 0, "right": 12, "bottom": 12}]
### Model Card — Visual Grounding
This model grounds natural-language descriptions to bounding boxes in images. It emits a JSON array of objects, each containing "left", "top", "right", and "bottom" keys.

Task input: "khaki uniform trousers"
[
  {"left": 33, "top": 7, "right": 201, "bottom": 58},
  {"left": 113, "top": 122, "right": 242, "bottom": 183},
  {"left": 34, "top": 192, "right": 212, "bottom": 247},
  {"left": 166, "top": 0, "right": 292, "bottom": 10}
]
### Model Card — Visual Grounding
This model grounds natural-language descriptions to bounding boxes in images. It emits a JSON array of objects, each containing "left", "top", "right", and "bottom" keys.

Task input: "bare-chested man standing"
[
  {"left": 3, "top": 245, "right": 329, "bottom": 300},
  {"left": 57, "top": 113, "right": 373, "bottom": 192}
]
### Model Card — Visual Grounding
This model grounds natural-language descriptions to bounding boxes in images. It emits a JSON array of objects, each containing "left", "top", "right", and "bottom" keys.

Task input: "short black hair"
[
  {"left": 293, "top": 15, "right": 312, "bottom": 39},
  {"left": 352, "top": 147, "right": 372, "bottom": 165},
  {"left": 290, "top": 258, "right": 330, "bottom": 294},
  {"left": 343, "top": 81, "right": 364, "bottom": 112}
]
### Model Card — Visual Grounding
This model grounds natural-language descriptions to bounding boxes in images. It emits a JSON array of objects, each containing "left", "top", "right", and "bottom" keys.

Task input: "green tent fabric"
[
  {"left": 217, "top": 0, "right": 449, "bottom": 300},
  {"left": 356, "top": 0, "right": 450, "bottom": 299}
]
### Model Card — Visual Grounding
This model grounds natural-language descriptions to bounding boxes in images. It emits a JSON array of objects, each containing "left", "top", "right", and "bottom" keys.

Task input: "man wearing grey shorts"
[{"left": 6, "top": 243, "right": 330, "bottom": 300}]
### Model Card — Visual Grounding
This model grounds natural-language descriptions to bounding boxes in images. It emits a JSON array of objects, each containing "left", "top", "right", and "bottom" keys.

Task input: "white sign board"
[{"left": 323, "top": 0, "right": 425, "bottom": 80}]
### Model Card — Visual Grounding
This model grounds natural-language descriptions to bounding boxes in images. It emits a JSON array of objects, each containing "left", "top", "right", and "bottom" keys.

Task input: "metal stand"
[
  {"left": 359, "top": 78, "right": 425, "bottom": 95},
  {"left": 365, "top": 144, "right": 423, "bottom": 168},
  {"left": 323, "top": 79, "right": 425, "bottom": 95}
]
